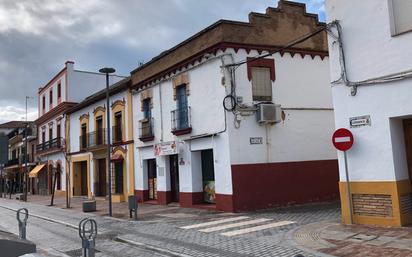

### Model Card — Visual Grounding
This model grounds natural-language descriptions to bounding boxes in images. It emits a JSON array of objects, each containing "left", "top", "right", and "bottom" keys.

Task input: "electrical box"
[{"left": 256, "top": 103, "right": 281, "bottom": 124}]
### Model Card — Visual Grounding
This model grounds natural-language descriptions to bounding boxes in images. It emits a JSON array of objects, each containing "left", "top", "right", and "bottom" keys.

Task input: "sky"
[{"left": 0, "top": 0, "right": 325, "bottom": 124}]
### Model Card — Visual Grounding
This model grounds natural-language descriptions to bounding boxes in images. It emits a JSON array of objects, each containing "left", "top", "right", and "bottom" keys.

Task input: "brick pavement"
[
  {"left": 294, "top": 220, "right": 412, "bottom": 257},
  {"left": 0, "top": 195, "right": 342, "bottom": 256}
]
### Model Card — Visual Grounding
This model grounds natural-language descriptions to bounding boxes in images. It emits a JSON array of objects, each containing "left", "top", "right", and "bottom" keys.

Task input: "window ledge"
[
  {"left": 139, "top": 135, "right": 155, "bottom": 142},
  {"left": 172, "top": 127, "right": 192, "bottom": 136}
]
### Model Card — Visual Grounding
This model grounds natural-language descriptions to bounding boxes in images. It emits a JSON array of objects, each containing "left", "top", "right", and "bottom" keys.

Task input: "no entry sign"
[{"left": 332, "top": 128, "right": 354, "bottom": 151}]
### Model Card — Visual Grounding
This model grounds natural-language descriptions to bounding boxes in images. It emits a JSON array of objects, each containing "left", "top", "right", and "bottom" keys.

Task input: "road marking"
[
  {"left": 334, "top": 137, "right": 351, "bottom": 143},
  {"left": 220, "top": 220, "right": 295, "bottom": 237},
  {"left": 180, "top": 216, "right": 249, "bottom": 229},
  {"left": 199, "top": 218, "right": 271, "bottom": 233}
]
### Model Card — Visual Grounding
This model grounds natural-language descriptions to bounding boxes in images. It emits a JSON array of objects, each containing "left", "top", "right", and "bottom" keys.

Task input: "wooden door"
[
  {"left": 98, "top": 159, "right": 107, "bottom": 196},
  {"left": 170, "top": 155, "right": 179, "bottom": 202},
  {"left": 403, "top": 119, "right": 412, "bottom": 186}
]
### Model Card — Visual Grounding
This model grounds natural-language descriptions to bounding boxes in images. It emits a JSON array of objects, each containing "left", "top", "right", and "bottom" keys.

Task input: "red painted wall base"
[
  {"left": 157, "top": 191, "right": 172, "bottom": 205},
  {"left": 135, "top": 190, "right": 148, "bottom": 203},
  {"left": 231, "top": 159, "right": 339, "bottom": 211},
  {"left": 179, "top": 192, "right": 203, "bottom": 208}
]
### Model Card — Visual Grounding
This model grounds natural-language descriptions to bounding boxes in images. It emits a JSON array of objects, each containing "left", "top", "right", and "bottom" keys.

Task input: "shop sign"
[
  {"left": 154, "top": 141, "right": 177, "bottom": 156},
  {"left": 350, "top": 115, "right": 371, "bottom": 128},
  {"left": 250, "top": 137, "right": 263, "bottom": 145}
]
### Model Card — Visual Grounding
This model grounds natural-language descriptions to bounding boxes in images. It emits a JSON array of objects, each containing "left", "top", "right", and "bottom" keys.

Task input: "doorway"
[
  {"left": 403, "top": 119, "right": 412, "bottom": 187},
  {"left": 96, "top": 159, "right": 107, "bottom": 197},
  {"left": 114, "top": 161, "right": 124, "bottom": 194},
  {"left": 169, "top": 155, "right": 179, "bottom": 202},
  {"left": 147, "top": 159, "right": 157, "bottom": 200},
  {"left": 201, "top": 150, "right": 215, "bottom": 203},
  {"left": 73, "top": 161, "right": 88, "bottom": 196}
]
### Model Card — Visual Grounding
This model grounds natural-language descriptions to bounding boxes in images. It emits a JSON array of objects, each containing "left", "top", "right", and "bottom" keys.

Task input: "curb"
[{"left": 116, "top": 236, "right": 194, "bottom": 257}]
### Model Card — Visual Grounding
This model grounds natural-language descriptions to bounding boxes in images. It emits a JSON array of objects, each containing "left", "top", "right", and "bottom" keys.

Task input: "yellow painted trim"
[
  {"left": 112, "top": 194, "right": 125, "bottom": 203},
  {"left": 127, "top": 90, "right": 135, "bottom": 196},
  {"left": 94, "top": 106, "right": 106, "bottom": 130},
  {"left": 112, "top": 101, "right": 126, "bottom": 141},
  {"left": 112, "top": 147, "right": 127, "bottom": 202},
  {"left": 70, "top": 154, "right": 92, "bottom": 199},
  {"left": 339, "top": 180, "right": 412, "bottom": 227}
]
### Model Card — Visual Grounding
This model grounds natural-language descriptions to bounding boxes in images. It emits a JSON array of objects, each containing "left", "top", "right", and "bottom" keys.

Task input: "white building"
[
  {"left": 34, "top": 61, "right": 124, "bottom": 197},
  {"left": 326, "top": 0, "right": 412, "bottom": 226},
  {"left": 131, "top": 1, "right": 338, "bottom": 212},
  {"left": 66, "top": 78, "right": 134, "bottom": 202}
]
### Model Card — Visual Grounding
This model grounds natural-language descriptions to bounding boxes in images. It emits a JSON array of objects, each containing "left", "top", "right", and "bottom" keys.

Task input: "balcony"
[
  {"left": 139, "top": 118, "right": 154, "bottom": 142},
  {"left": 36, "top": 137, "right": 63, "bottom": 154},
  {"left": 5, "top": 158, "right": 19, "bottom": 167},
  {"left": 112, "top": 125, "right": 123, "bottom": 143},
  {"left": 79, "top": 129, "right": 107, "bottom": 150},
  {"left": 20, "top": 154, "right": 34, "bottom": 164},
  {"left": 171, "top": 107, "right": 192, "bottom": 136}
]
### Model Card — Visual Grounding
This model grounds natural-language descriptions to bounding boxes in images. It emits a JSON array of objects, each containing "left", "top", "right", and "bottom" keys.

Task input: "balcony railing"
[
  {"left": 36, "top": 137, "right": 63, "bottom": 153},
  {"left": 171, "top": 107, "right": 192, "bottom": 135},
  {"left": 20, "top": 154, "right": 33, "bottom": 164},
  {"left": 112, "top": 125, "right": 123, "bottom": 143},
  {"left": 139, "top": 118, "right": 154, "bottom": 142},
  {"left": 79, "top": 129, "right": 107, "bottom": 150},
  {"left": 5, "top": 158, "right": 19, "bottom": 167}
]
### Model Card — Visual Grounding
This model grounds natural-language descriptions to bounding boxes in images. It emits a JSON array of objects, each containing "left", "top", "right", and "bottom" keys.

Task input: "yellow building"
[{"left": 65, "top": 78, "right": 135, "bottom": 202}]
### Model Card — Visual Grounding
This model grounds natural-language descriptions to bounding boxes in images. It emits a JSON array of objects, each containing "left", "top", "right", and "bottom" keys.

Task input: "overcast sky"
[{"left": 0, "top": 0, "right": 325, "bottom": 123}]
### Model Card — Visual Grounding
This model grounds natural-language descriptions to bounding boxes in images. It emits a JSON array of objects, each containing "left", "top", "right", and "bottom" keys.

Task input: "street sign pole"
[
  {"left": 332, "top": 128, "right": 355, "bottom": 225},
  {"left": 343, "top": 151, "right": 353, "bottom": 224}
]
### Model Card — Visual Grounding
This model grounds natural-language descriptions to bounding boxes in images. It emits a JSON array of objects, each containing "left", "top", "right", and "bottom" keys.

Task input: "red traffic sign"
[{"left": 332, "top": 128, "right": 354, "bottom": 151}]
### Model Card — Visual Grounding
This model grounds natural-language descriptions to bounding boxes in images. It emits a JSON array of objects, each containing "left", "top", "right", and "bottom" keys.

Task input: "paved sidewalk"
[
  {"left": 0, "top": 195, "right": 341, "bottom": 256},
  {"left": 293, "top": 220, "right": 412, "bottom": 256}
]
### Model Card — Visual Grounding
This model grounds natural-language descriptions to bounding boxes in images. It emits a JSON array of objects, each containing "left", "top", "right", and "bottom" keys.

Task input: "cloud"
[{"left": 0, "top": 0, "right": 324, "bottom": 124}]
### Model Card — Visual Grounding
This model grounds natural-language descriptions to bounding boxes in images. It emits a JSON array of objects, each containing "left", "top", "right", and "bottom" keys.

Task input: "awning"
[
  {"left": 29, "top": 164, "right": 46, "bottom": 178},
  {"left": 111, "top": 154, "right": 124, "bottom": 162}
]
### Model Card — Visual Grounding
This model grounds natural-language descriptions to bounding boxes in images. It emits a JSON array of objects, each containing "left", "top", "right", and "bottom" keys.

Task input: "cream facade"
[
  {"left": 35, "top": 61, "right": 124, "bottom": 197},
  {"left": 326, "top": 0, "right": 412, "bottom": 226},
  {"left": 66, "top": 78, "right": 134, "bottom": 202}
]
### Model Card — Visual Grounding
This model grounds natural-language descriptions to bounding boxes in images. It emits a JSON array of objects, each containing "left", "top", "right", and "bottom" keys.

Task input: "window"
[
  {"left": 42, "top": 96, "right": 46, "bottom": 110},
  {"left": 57, "top": 124, "right": 61, "bottom": 139},
  {"left": 176, "top": 85, "right": 189, "bottom": 129},
  {"left": 81, "top": 124, "right": 87, "bottom": 149},
  {"left": 114, "top": 112, "right": 122, "bottom": 142},
  {"left": 96, "top": 116, "right": 103, "bottom": 145},
  {"left": 57, "top": 83, "right": 61, "bottom": 99},
  {"left": 143, "top": 99, "right": 151, "bottom": 119},
  {"left": 251, "top": 67, "right": 272, "bottom": 101},
  {"left": 389, "top": 0, "right": 412, "bottom": 35},
  {"left": 49, "top": 127, "right": 53, "bottom": 141},
  {"left": 42, "top": 130, "right": 45, "bottom": 143},
  {"left": 49, "top": 90, "right": 53, "bottom": 106}
]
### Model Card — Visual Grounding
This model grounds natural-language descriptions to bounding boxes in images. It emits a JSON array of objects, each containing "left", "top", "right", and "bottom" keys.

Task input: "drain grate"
[{"left": 64, "top": 248, "right": 101, "bottom": 257}]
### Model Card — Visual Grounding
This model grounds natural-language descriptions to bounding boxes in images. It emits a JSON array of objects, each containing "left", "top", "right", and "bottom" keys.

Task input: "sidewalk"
[
  {"left": 293, "top": 220, "right": 412, "bottom": 257},
  {"left": 21, "top": 194, "right": 219, "bottom": 220}
]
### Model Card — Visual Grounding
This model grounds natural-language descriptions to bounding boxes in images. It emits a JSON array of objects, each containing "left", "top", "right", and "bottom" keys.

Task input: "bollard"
[
  {"left": 79, "top": 218, "right": 97, "bottom": 257},
  {"left": 16, "top": 208, "right": 29, "bottom": 240}
]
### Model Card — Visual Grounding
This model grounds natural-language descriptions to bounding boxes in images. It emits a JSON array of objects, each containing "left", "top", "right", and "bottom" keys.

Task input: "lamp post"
[
  {"left": 99, "top": 67, "right": 115, "bottom": 217},
  {"left": 23, "top": 96, "right": 33, "bottom": 202}
]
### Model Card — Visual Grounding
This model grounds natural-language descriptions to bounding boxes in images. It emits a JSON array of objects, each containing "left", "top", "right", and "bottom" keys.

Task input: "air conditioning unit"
[{"left": 256, "top": 103, "right": 281, "bottom": 124}]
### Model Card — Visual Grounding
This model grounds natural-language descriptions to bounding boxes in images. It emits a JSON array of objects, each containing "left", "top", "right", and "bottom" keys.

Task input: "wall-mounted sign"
[
  {"left": 154, "top": 141, "right": 177, "bottom": 156},
  {"left": 350, "top": 115, "right": 371, "bottom": 128},
  {"left": 250, "top": 137, "right": 263, "bottom": 145}
]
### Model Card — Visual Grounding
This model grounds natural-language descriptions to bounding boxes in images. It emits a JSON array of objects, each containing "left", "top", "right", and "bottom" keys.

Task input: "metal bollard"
[
  {"left": 79, "top": 218, "right": 97, "bottom": 257},
  {"left": 16, "top": 208, "right": 29, "bottom": 240}
]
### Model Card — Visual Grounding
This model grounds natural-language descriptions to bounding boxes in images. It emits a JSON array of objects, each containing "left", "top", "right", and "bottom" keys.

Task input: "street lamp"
[
  {"left": 23, "top": 96, "right": 33, "bottom": 202},
  {"left": 99, "top": 67, "right": 115, "bottom": 217}
]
